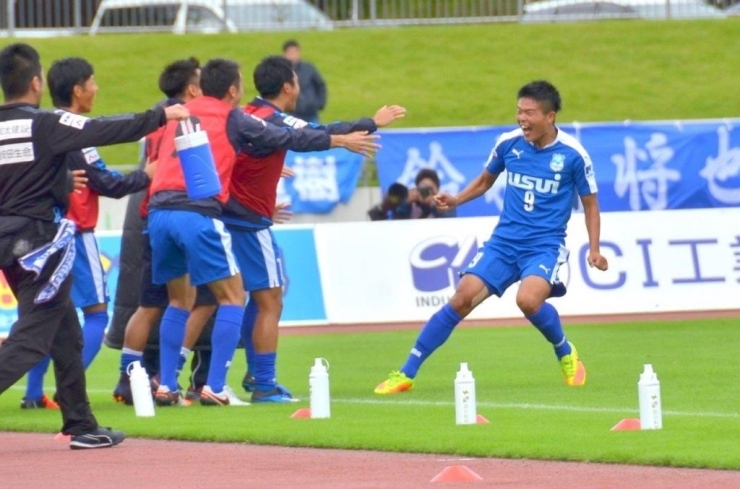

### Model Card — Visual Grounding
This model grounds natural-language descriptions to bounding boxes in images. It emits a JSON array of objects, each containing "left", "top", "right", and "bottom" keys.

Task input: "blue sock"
[
  {"left": 207, "top": 305, "right": 244, "bottom": 393},
  {"left": 253, "top": 352, "right": 277, "bottom": 391},
  {"left": 25, "top": 355, "right": 51, "bottom": 400},
  {"left": 241, "top": 299, "right": 258, "bottom": 374},
  {"left": 526, "top": 302, "right": 572, "bottom": 359},
  {"left": 82, "top": 310, "right": 109, "bottom": 369},
  {"left": 159, "top": 306, "right": 190, "bottom": 391},
  {"left": 401, "top": 304, "right": 461, "bottom": 379},
  {"left": 120, "top": 348, "right": 143, "bottom": 375}
]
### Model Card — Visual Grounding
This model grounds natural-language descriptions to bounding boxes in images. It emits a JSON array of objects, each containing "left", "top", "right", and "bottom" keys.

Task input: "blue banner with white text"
[
  {"left": 375, "top": 119, "right": 740, "bottom": 215},
  {"left": 277, "top": 147, "right": 365, "bottom": 214}
]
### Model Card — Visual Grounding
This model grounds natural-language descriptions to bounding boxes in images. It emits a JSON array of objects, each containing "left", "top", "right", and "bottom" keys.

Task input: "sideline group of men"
[{"left": 0, "top": 41, "right": 405, "bottom": 448}]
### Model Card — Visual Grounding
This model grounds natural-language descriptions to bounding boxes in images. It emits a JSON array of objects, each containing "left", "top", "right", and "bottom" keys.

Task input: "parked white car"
[
  {"left": 522, "top": 0, "right": 727, "bottom": 21},
  {"left": 89, "top": 0, "right": 333, "bottom": 35},
  {"left": 726, "top": 2, "right": 740, "bottom": 14}
]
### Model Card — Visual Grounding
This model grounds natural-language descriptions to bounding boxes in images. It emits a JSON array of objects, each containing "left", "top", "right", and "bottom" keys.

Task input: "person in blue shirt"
[{"left": 375, "top": 80, "right": 609, "bottom": 394}]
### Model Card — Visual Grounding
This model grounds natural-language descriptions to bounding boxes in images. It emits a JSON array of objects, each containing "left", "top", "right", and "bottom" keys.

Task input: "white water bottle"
[
  {"left": 128, "top": 361, "right": 155, "bottom": 417},
  {"left": 309, "top": 358, "right": 330, "bottom": 419},
  {"left": 638, "top": 364, "right": 662, "bottom": 430},
  {"left": 454, "top": 362, "right": 477, "bottom": 425}
]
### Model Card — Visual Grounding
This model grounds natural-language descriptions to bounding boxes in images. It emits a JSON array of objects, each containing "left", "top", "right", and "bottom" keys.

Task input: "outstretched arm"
[
  {"left": 43, "top": 105, "right": 188, "bottom": 157},
  {"left": 434, "top": 169, "right": 498, "bottom": 211},
  {"left": 280, "top": 105, "right": 405, "bottom": 136},
  {"left": 580, "top": 193, "right": 608, "bottom": 271}
]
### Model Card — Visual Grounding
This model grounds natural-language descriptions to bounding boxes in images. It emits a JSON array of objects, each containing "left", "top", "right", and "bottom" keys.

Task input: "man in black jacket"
[
  {"left": 0, "top": 43, "right": 188, "bottom": 449},
  {"left": 21, "top": 57, "right": 159, "bottom": 409},
  {"left": 282, "top": 39, "right": 327, "bottom": 123}
]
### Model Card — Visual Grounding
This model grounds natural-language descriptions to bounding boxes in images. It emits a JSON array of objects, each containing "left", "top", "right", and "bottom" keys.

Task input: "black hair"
[
  {"left": 0, "top": 43, "right": 42, "bottom": 101},
  {"left": 282, "top": 39, "right": 300, "bottom": 52},
  {"left": 47, "top": 57, "right": 94, "bottom": 108},
  {"left": 415, "top": 168, "right": 441, "bottom": 188},
  {"left": 517, "top": 80, "right": 562, "bottom": 113},
  {"left": 388, "top": 182, "right": 409, "bottom": 200},
  {"left": 158, "top": 57, "right": 200, "bottom": 99},
  {"left": 200, "top": 58, "right": 240, "bottom": 99},
  {"left": 253, "top": 56, "right": 295, "bottom": 100}
]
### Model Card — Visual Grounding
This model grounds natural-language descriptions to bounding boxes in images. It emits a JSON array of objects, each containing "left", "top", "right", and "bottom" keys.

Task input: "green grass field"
[
  {"left": 2, "top": 317, "right": 739, "bottom": 469},
  {"left": 1, "top": 19, "right": 739, "bottom": 169}
]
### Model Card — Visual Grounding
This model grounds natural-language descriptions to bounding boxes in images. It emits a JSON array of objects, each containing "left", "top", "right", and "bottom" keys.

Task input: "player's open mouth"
[{"left": 520, "top": 126, "right": 532, "bottom": 137}]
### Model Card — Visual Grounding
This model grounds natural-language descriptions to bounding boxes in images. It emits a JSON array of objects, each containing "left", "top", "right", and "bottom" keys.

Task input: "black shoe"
[
  {"left": 70, "top": 427, "right": 125, "bottom": 450},
  {"left": 241, "top": 372, "right": 256, "bottom": 393},
  {"left": 113, "top": 374, "right": 133, "bottom": 405},
  {"left": 185, "top": 385, "right": 203, "bottom": 401},
  {"left": 20, "top": 394, "right": 59, "bottom": 410},
  {"left": 549, "top": 281, "right": 567, "bottom": 298}
]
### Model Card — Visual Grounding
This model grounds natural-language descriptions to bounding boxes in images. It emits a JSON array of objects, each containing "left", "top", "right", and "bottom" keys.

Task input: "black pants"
[{"left": 0, "top": 252, "right": 98, "bottom": 435}]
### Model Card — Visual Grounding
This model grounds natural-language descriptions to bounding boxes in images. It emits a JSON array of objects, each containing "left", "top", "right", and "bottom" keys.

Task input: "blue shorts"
[
  {"left": 228, "top": 226, "right": 285, "bottom": 292},
  {"left": 71, "top": 232, "right": 109, "bottom": 308},
  {"left": 148, "top": 209, "right": 239, "bottom": 287},
  {"left": 463, "top": 237, "right": 569, "bottom": 297},
  {"left": 139, "top": 226, "right": 217, "bottom": 307}
]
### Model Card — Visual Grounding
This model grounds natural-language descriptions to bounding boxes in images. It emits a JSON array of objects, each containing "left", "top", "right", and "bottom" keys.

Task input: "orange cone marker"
[
  {"left": 611, "top": 418, "right": 641, "bottom": 431},
  {"left": 53, "top": 432, "right": 71, "bottom": 442},
  {"left": 430, "top": 465, "right": 483, "bottom": 483},
  {"left": 290, "top": 408, "right": 311, "bottom": 419}
]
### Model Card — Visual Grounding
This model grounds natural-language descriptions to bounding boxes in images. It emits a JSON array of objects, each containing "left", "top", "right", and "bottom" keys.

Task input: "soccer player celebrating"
[
  {"left": 112, "top": 57, "right": 218, "bottom": 405},
  {"left": 225, "top": 56, "right": 404, "bottom": 402},
  {"left": 375, "top": 80, "right": 608, "bottom": 394}
]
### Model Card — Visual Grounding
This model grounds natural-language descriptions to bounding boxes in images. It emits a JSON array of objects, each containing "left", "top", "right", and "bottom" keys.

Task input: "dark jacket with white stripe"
[{"left": 0, "top": 102, "right": 165, "bottom": 223}]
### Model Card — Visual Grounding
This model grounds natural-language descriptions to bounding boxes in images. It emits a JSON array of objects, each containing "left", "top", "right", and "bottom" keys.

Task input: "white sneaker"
[
  {"left": 200, "top": 385, "right": 250, "bottom": 406},
  {"left": 222, "top": 385, "right": 250, "bottom": 406}
]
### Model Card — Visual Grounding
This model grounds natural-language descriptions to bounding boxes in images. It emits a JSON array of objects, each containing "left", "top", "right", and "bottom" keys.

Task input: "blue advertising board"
[{"left": 0, "top": 226, "right": 327, "bottom": 337}]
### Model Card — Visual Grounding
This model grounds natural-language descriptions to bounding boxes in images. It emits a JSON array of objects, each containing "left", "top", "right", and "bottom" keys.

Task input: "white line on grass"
[
  {"left": 7, "top": 385, "right": 738, "bottom": 419},
  {"left": 331, "top": 397, "right": 740, "bottom": 419}
]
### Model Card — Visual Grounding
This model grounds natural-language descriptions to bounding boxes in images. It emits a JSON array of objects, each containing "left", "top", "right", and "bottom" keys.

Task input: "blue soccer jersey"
[{"left": 485, "top": 128, "right": 598, "bottom": 244}]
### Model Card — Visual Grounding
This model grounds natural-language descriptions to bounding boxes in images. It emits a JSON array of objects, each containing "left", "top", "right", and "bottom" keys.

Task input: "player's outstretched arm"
[
  {"left": 434, "top": 169, "right": 498, "bottom": 211},
  {"left": 373, "top": 105, "right": 406, "bottom": 127},
  {"left": 330, "top": 131, "right": 380, "bottom": 157},
  {"left": 581, "top": 194, "right": 608, "bottom": 271}
]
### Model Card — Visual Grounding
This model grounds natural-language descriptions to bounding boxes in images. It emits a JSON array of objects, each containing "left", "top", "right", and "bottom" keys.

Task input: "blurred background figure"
[
  {"left": 367, "top": 183, "right": 409, "bottom": 221},
  {"left": 282, "top": 39, "right": 327, "bottom": 123}
]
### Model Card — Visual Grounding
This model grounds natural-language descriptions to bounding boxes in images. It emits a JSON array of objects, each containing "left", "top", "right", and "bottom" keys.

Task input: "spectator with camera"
[
  {"left": 396, "top": 168, "right": 457, "bottom": 219},
  {"left": 368, "top": 169, "right": 456, "bottom": 220}
]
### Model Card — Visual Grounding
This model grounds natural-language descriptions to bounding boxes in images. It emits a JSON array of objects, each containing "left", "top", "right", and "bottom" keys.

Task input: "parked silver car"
[
  {"left": 522, "top": 0, "right": 727, "bottom": 21},
  {"left": 726, "top": 2, "right": 740, "bottom": 14},
  {"left": 89, "top": 0, "right": 334, "bottom": 35}
]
